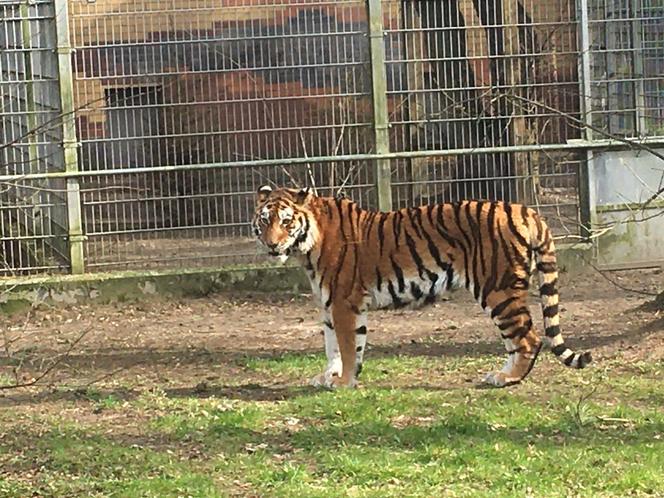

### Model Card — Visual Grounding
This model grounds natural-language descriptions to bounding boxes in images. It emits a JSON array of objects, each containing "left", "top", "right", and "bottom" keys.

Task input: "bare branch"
[
  {"left": 0, "top": 326, "right": 93, "bottom": 391},
  {"left": 586, "top": 260, "right": 659, "bottom": 297}
]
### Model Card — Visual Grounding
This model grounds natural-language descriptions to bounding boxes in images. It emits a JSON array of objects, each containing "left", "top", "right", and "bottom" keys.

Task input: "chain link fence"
[{"left": 1, "top": 0, "right": 662, "bottom": 275}]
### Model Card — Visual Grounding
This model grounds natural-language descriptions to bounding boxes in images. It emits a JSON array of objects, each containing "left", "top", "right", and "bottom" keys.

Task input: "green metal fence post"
[
  {"left": 367, "top": 0, "right": 392, "bottom": 211},
  {"left": 54, "top": 0, "right": 85, "bottom": 274},
  {"left": 577, "top": 0, "right": 597, "bottom": 241}
]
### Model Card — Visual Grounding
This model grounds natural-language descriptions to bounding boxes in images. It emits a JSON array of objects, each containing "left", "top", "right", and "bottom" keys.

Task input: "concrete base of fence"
[{"left": 0, "top": 243, "right": 593, "bottom": 314}]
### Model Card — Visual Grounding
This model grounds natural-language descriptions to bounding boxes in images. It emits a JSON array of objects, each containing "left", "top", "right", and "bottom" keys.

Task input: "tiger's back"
[{"left": 349, "top": 200, "right": 538, "bottom": 312}]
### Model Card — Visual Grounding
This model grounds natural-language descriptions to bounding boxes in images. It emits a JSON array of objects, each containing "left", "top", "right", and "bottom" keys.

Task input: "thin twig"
[
  {"left": 80, "top": 366, "right": 127, "bottom": 389},
  {"left": 0, "top": 326, "right": 93, "bottom": 391},
  {"left": 586, "top": 260, "right": 659, "bottom": 297},
  {"left": 596, "top": 416, "right": 633, "bottom": 423},
  {"left": 298, "top": 129, "right": 317, "bottom": 194},
  {"left": 574, "top": 382, "right": 600, "bottom": 427}
]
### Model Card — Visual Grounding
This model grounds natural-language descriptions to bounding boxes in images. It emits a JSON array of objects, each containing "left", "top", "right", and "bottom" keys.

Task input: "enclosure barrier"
[{"left": 1, "top": 0, "right": 662, "bottom": 276}]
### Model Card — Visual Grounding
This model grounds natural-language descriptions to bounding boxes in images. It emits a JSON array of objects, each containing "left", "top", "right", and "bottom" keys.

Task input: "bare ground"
[{"left": 0, "top": 268, "right": 662, "bottom": 408}]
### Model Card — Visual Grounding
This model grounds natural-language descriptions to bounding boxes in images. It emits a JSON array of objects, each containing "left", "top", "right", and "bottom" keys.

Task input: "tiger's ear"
[
  {"left": 256, "top": 185, "right": 272, "bottom": 204},
  {"left": 295, "top": 187, "right": 314, "bottom": 205}
]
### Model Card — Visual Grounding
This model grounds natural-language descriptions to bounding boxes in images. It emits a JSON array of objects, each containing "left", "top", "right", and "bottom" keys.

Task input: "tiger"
[{"left": 252, "top": 185, "right": 592, "bottom": 389}]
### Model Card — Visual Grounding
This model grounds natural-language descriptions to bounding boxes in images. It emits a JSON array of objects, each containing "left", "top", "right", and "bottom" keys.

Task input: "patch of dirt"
[{"left": 0, "top": 267, "right": 662, "bottom": 408}]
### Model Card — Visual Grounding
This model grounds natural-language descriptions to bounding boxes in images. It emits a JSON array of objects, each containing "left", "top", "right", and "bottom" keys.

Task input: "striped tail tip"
[
  {"left": 552, "top": 345, "right": 593, "bottom": 369},
  {"left": 577, "top": 351, "right": 593, "bottom": 368}
]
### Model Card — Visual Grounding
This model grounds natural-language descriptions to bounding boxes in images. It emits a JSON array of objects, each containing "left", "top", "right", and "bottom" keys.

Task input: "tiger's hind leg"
[
  {"left": 354, "top": 321, "right": 368, "bottom": 378},
  {"left": 483, "top": 330, "right": 542, "bottom": 387},
  {"left": 483, "top": 290, "right": 542, "bottom": 387}
]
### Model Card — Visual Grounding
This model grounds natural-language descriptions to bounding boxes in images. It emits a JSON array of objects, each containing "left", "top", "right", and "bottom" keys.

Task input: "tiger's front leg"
[
  {"left": 309, "top": 314, "right": 368, "bottom": 389},
  {"left": 326, "top": 303, "right": 364, "bottom": 389},
  {"left": 309, "top": 314, "right": 342, "bottom": 387}
]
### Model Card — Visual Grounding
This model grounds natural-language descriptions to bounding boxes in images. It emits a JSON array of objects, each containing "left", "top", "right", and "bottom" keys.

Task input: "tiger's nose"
[{"left": 267, "top": 243, "right": 278, "bottom": 250}]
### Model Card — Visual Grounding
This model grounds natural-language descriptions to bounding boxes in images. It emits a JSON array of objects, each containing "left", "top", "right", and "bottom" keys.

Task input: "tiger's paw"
[
  {"left": 309, "top": 368, "right": 341, "bottom": 388},
  {"left": 309, "top": 372, "right": 331, "bottom": 388},
  {"left": 482, "top": 371, "right": 521, "bottom": 388},
  {"left": 326, "top": 375, "right": 358, "bottom": 389},
  {"left": 309, "top": 365, "right": 357, "bottom": 389}
]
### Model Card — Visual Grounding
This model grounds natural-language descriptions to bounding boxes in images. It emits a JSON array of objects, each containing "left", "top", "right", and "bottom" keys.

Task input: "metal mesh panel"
[
  {"left": 69, "top": 0, "right": 374, "bottom": 269},
  {"left": 0, "top": 0, "right": 68, "bottom": 275},
  {"left": 382, "top": 0, "right": 582, "bottom": 209},
  {"left": 587, "top": 0, "right": 664, "bottom": 137}
]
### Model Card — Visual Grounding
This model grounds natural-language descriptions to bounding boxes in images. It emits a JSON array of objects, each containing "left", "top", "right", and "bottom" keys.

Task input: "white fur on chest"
[{"left": 303, "top": 255, "right": 329, "bottom": 308}]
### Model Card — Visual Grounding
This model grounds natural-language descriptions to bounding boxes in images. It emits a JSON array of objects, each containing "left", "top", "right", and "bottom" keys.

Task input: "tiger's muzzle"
[{"left": 266, "top": 245, "right": 292, "bottom": 257}]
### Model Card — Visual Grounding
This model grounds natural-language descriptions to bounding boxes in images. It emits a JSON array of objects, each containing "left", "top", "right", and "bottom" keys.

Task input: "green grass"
[{"left": 1, "top": 354, "right": 663, "bottom": 497}]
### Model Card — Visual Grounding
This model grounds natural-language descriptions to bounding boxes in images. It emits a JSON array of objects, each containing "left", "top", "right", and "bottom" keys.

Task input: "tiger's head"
[{"left": 252, "top": 185, "right": 319, "bottom": 262}]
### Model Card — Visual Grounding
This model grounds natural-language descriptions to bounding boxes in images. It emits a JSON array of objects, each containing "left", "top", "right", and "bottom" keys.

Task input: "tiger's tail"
[{"left": 530, "top": 213, "right": 592, "bottom": 369}]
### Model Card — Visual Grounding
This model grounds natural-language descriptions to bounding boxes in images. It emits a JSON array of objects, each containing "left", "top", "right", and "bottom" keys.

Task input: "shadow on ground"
[{"left": 1, "top": 311, "right": 662, "bottom": 408}]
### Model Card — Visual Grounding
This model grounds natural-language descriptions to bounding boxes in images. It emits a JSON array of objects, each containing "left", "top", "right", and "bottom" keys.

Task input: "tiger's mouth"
[{"left": 268, "top": 247, "right": 292, "bottom": 257}]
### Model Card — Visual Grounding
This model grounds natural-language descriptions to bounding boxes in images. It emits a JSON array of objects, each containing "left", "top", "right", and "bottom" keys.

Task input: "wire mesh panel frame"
[
  {"left": 1, "top": 0, "right": 662, "bottom": 275},
  {"left": 68, "top": 0, "right": 378, "bottom": 270},
  {"left": 0, "top": 0, "right": 70, "bottom": 276}
]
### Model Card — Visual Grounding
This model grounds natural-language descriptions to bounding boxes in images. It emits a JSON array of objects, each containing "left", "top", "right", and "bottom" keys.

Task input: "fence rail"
[{"left": 1, "top": 0, "right": 662, "bottom": 275}]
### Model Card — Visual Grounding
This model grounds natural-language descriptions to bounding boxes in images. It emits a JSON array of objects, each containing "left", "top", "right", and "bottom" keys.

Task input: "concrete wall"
[{"left": 591, "top": 149, "right": 664, "bottom": 270}]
